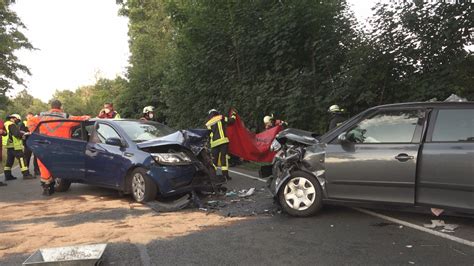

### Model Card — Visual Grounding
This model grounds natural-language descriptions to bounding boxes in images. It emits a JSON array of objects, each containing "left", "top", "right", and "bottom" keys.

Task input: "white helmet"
[
  {"left": 10, "top": 114, "right": 21, "bottom": 120},
  {"left": 143, "top": 106, "right": 155, "bottom": 114},
  {"left": 263, "top": 115, "right": 273, "bottom": 124},
  {"left": 208, "top": 109, "right": 219, "bottom": 115},
  {"left": 328, "top": 105, "right": 341, "bottom": 113}
]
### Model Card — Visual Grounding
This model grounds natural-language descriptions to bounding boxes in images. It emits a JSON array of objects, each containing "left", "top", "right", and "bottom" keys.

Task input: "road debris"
[
  {"left": 406, "top": 245, "right": 413, "bottom": 248},
  {"left": 431, "top": 208, "right": 444, "bottom": 217},
  {"left": 423, "top": 220, "right": 459, "bottom": 233},
  {"left": 239, "top": 188, "right": 255, "bottom": 198},
  {"left": 146, "top": 194, "right": 192, "bottom": 213},
  {"left": 226, "top": 191, "right": 238, "bottom": 197}
]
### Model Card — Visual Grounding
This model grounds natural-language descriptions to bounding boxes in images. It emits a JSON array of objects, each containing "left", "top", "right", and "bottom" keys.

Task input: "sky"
[{"left": 10, "top": 0, "right": 378, "bottom": 102}]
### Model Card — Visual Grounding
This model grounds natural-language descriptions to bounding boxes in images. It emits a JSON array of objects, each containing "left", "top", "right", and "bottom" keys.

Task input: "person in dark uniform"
[
  {"left": 205, "top": 109, "right": 236, "bottom": 181},
  {"left": 328, "top": 105, "right": 346, "bottom": 131}
]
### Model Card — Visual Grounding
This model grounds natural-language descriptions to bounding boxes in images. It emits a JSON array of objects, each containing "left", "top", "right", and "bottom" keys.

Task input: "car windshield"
[{"left": 115, "top": 120, "right": 177, "bottom": 143}]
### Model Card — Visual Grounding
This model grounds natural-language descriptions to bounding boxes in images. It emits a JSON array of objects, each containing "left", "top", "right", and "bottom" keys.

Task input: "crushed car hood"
[
  {"left": 136, "top": 129, "right": 209, "bottom": 155},
  {"left": 276, "top": 128, "right": 319, "bottom": 146}
]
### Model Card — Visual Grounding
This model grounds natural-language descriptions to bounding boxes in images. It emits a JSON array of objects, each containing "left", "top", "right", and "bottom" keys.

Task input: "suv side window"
[
  {"left": 346, "top": 109, "right": 423, "bottom": 144},
  {"left": 432, "top": 109, "right": 474, "bottom": 142},
  {"left": 95, "top": 123, "right": 121, "bottom": 143}
]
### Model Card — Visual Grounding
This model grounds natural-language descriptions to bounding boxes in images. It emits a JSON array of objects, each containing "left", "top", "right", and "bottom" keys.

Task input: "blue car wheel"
[{"left": 131, "top": 168, "right": 157, "bottom": 203}]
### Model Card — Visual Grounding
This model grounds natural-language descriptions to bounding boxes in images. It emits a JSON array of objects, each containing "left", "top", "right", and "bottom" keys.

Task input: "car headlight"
[
  {"left": 270, "top": 139, "right": 282, "bottom": 152},
  {"left": 152, "top": 152, "right": 193, "bottom": 165}
]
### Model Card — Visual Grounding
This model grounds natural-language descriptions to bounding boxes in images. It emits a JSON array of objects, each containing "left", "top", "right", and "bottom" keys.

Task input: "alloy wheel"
[{"left": 132, "top": 173, "right": 146, "bottom": 201}]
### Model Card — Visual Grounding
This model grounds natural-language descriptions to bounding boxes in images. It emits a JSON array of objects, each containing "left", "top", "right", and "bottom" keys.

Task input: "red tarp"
[{"left": 227, "top": 113, "right": 283, "bottom": 163}]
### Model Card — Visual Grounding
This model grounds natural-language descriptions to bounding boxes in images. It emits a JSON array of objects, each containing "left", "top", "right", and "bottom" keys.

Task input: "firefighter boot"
[
  {"left": 4, "top": 170, "right": 17, "bottom": 181},
  {"left": 223, "top": 170, "right": 232, "bottom": 181},
  {"left": 22, "top": 170, "right": 34, "bottom": 180}
]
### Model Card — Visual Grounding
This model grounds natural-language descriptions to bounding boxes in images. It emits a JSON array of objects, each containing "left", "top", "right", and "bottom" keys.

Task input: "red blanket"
[{"left": 227, "top": 113, "right": 283, "bottom": 162}]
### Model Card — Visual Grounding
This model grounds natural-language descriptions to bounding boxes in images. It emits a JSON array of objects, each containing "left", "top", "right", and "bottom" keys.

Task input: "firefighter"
[
  {"left": 97, "top": 102, "right": 121, "bottom": 119},
  {"left": 140, "top": 106, "right": 155, "bottom": 121},
  {"left": 28, "top": 100, "right": 90, "bottom": 196},
  {"left": 23, "top": 112, "right": 40, "bottom": 177},
  {"left": 206, "top": 109, "right": 236, "bottom": 181},
  {"left": 2, "top": 114, "right": 34, "bottom": 181},
  {"left": 263, "top": 115, "right": 287, "bottom": 130},
  {"left": 328, "top": 105, "right": 346, "bottom": 131},
  {"left": 0, "top": 118, "right": 7, "bottom": 186}
]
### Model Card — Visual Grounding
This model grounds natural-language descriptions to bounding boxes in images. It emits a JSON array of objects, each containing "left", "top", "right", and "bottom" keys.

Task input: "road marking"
[
  {"left": 229, "top": 169, "right": 267, "bottom": 183},
  {"left": 231, "top": 169, "right": 474, "bottom": 248},
  {"left": 353, "top": 207, "right": 474, "bottom": 247}
]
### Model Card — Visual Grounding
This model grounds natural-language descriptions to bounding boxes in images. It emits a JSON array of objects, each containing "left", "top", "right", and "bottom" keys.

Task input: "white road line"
[
  {"left": 231, "top": 169, "right": 474, "bottom": 248},
  {"left": 229, "top": 169, "right": 267, "bottom": 183},
  {"left": 353, "top": 207, "right": 474, "bottom": 247}
]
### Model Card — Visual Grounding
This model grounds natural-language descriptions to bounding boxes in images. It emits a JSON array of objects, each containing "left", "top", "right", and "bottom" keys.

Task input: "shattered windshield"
[{"left": 116, "top": 120, "right": 176, "bottom": 143}]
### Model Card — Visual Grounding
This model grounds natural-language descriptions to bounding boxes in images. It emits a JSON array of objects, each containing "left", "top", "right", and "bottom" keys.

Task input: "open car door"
[{"left": 26, "top": 120, "right": 88, "bottom": 181}]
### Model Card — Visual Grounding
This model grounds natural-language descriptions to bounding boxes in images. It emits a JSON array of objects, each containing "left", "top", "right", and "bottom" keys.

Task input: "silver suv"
[{"left": 269, "top": 102, "right": 473, "bottom": 217}]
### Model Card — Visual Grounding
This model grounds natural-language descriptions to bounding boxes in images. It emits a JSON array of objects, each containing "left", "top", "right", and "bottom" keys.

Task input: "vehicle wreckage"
[
  {"left": 264, "top": 101, "right": 474, "bottom": 217},
  {"left": 28, "top": 119, "right": 225, "bottom": 204}
]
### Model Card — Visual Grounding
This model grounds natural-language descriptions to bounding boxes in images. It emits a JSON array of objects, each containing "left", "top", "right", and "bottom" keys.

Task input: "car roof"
[
  {"left": 89, "top": 118, "right": 145, "bottom": 123},
  {"left": 370, "top": 101, "right": 474, "bottom": 110}
]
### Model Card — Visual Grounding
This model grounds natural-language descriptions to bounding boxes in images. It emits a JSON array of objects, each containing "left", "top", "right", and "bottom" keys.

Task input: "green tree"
[
  {"left": 0, "top": 0, "right": 34, "bottom": 94},
  {"left": 3, "top": 89, "right": 48, "bottom": 118}
]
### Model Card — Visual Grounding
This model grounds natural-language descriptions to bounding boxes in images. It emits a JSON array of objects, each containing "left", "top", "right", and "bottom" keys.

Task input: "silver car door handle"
[{"left": 395, "top": 153, "right": 414, "bottom": 162}]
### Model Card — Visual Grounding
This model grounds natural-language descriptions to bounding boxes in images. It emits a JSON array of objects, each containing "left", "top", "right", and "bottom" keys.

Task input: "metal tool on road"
[{"left": 23, "top": 243, "right": 107, "bottom": 266}]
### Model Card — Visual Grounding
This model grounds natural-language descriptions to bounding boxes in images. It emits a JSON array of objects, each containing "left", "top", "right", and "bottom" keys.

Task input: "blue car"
[{"left": 27, "top": 119, "right": 218, "bottom": 202}]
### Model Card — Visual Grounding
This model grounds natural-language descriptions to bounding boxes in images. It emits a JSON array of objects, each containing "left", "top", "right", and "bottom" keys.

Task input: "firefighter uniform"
[
  {"left": 2, "top": 119, "right": 32, "bottom": 180},
  {"left": 205, "top": 111, "right": 236, "bottom": 180}
]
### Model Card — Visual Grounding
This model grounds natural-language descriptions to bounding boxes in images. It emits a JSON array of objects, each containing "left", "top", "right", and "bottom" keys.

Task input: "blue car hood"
[{"left": 136, "top": 129, "right": 210, "bottom": 155}]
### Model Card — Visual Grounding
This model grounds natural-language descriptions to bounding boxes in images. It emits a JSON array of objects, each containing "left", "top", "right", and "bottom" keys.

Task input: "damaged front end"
[
  {"left": 268, "top": 128, "right": 328, "bottom": 199},
  {"left": 137, "top": 129, "right": 222, "bottom": 196}
]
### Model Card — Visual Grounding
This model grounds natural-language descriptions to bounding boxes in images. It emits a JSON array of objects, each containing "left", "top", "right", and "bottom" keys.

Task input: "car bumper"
[{"left": 147, "top": 162, "right": 210, "bottom": 197}]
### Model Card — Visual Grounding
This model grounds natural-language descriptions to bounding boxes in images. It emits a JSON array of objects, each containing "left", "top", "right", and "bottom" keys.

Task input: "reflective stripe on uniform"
[
  {"left": 217, "top": 121, "right": 225, "bottom": 142},
  {"left": 205, "top": 115, "right": 223, "bottom": 127},
  {"left": 19, "top": 157, "right": 28, "bottom": 171},
  {"left": 2, "top": 121, "right": 23, "bottom": 150},
  {"left": 211, "top": 137, "right": 229, "bottom": 148},
  {"left": 40, "top": 112, "right": 68, "bottom": 134}
]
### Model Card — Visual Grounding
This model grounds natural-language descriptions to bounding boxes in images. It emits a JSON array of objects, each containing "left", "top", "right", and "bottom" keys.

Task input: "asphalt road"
[{"left": 1, "top": 166, "right": 473, "bottom": 265}]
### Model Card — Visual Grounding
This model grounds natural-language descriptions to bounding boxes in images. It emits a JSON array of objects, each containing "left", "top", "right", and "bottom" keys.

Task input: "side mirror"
[
  {"left": 338, "top": 132, "right": 352, "bottom": 144},
  {"left": 338, "top": 132, "right": 347, "bottom": 142},
  {"left": 105, "top": 137, "right": 126, "bottom": 147}
]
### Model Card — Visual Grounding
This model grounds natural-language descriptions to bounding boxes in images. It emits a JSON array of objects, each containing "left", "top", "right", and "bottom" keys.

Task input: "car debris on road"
[{"left": 423, "top": 220, "right": 459, "bottom": 233}]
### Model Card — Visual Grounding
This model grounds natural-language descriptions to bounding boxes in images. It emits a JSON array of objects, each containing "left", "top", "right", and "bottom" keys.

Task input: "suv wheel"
[{"left": 278, "top": 171, "right": 323, "bottom": 217}]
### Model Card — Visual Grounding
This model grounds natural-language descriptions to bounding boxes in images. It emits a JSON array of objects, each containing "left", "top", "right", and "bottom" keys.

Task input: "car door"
[
  {"left": 417, "top": 108, "right": 474, "bottom": 212},
  {"left": 27, "top": 120, "right": 87, "bottom": 180},
  {"left": 85, "top": 122, "right": 130, "bottom": 188},
  {"left": 324, "top": 108, "right": 426, "bottom": 204}
]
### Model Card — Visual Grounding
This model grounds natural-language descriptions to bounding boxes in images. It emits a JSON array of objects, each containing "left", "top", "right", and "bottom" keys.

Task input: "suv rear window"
[{"left": 432, "top": 109, "right": 474, "bottom": 142}]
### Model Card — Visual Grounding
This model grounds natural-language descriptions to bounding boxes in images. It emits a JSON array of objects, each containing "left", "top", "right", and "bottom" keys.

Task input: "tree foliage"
[
  {"left": 0, "top": 0, "right": 34, "bottom": 95},
  {"left": 52, "top": 77, "right": 128, "bottom": 116},
  {"left": 0, "top": 89, "right": 48, "bottom": 119},
  {"left": 117, "top": 1, "right": 473, "bottom": 132}
]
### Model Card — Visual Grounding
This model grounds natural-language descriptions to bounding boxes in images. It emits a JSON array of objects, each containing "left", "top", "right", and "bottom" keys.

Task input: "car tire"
[
  {"left": 130, "top": 168, "right": 157, "bottom": 203},
  {"left": 54, "top": 178, "right": 71, "bottom": 192},
  {"left": 278, "top": 171, "right": 323, "bottom": 217}
]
